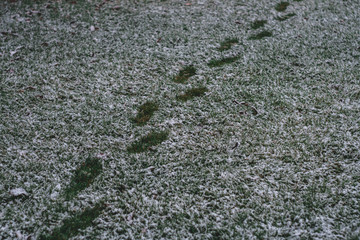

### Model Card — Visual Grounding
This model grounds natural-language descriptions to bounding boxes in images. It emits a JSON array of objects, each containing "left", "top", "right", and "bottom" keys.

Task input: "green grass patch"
[
  {"left": 173, "top": 65, "right": 197, "bottom": 83},
  {"left": 217, "top": 38, "right": 239, "bottom": 51},
  {"left": 250, "top": 20, "right": 267, "bottom": 29},
  {"left": 275, "top": 2, "right": 290, "bottom": 12},
  {"left": 132, "top": 101, "right": 159, "bottom": 126},
  {"left": 127, "top": 131, "right": 168, "bottom": 153},
  {"left": 248, "top": 30, "right": 273, "bottom": 40},
  {"left": 176, "top": 87, "right": 208, "bottom": 101},
  {"left": 207, "top": 56, "right": 239, "bottom": 67},
  {"left": 64, "top": 157, "right": 102, "bottom": 200},
  {"left": 40, "top": 204, "right": 105, "bottom": 240},
  {"left": 275, "top": 13, "right": 296, "bottom": 21}
]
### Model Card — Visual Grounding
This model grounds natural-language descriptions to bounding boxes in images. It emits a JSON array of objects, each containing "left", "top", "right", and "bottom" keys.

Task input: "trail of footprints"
[
  {"left": 127, "top": 0, "right": 299, "bottom": 152},
  {"left": 41, "top": 1, "right": 302, "bottom": 238}
]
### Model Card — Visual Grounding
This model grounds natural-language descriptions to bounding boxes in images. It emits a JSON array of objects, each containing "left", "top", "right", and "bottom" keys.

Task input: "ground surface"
[{"left": 1, "top": 0, "right": 359, "bottom": 239}]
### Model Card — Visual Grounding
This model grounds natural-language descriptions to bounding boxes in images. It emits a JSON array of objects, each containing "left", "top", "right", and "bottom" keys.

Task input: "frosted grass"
[{"left": 1, "top": 0, "right": 359, "bottom": 239}]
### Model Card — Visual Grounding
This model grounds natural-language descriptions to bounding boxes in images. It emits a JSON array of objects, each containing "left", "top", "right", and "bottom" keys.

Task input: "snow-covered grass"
[{"left": 0, "top": 0, "right": 359, "bottom": 239}]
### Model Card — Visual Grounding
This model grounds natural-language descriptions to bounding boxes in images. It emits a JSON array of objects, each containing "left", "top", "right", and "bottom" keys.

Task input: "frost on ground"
[{"left": 0, "top": 0, "right": 359, "bottom": 239}]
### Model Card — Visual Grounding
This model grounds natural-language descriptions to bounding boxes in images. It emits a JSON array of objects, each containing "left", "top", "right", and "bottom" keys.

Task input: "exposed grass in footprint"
[
  {"left": 132, "top": 101, "right": 159, "bottom": 126},
  {"left": 275, "top": 13, "right": 296, "bottom": 21},
  {"left": 127, "top": 131, "right": 168, "bottom": 153},
  {"left": 173, "top": 65, "right": 197, "bottom": 84},
  {"left": 217, "top": 38, "right": 239, "bottom": 51},
  {"left": 207, "top": 56, "right": 239, "bottom": 67},
  {"left": 250, "top": 20, "right": 267, "bottom": 29},
  {"left": 248, "top": 30, "right": 273, "bottom": 40},
  {"left": 275, "top": 2, "right": 290, "bottom": 12},
  {"left": 64, "top": 157, "right": 102, "bottom": 200},
  {"left": 176, "top": 87, "right": 208, "bottom": 101},
  {"left": 40, "top": 204, "right": 105, "bottom": 240}
]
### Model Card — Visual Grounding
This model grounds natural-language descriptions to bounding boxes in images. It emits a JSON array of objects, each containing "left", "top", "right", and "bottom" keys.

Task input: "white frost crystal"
[
  {"left": 50, "top": 191, "right": 59, "bottom": 200},
  {"left": 9, "top": 188, "right": 28, "bottom": 197}
]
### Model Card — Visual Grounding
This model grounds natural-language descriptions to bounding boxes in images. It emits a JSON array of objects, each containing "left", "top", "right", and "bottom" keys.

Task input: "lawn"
[{"left": 1, "top": 0, "right": 359, "bottom": 239}]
